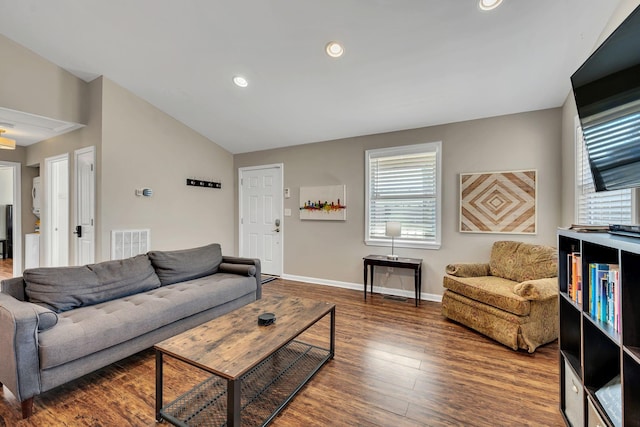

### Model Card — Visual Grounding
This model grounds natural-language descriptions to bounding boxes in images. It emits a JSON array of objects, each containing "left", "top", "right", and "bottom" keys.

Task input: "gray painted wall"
[{"left": 235, "top": 108, "right": 562, "bottom": 297}]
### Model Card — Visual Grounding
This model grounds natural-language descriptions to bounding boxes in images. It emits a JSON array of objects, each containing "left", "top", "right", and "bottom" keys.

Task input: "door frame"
[
  {"left": 43, "top": 153, "right": 69, "bottom": 267},
  {"left": 238, "top": 163, "right": 284, "bottom": 276},
  {"left": 74, "top": 146, "right": 95, "bottom": 265},
  {"left": 0, "top": 161, "right": 22, "bottom": 275}
]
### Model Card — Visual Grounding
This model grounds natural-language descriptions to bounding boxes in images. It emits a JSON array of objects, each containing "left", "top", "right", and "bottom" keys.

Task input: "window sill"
[{"left": 365, "top": 239, "right": 441, "bottom": 250}]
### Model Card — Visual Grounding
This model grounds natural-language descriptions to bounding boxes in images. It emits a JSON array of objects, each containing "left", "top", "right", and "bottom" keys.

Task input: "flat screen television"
[{"left": 571, "top": 4, "right": 640, "bottom": 192}]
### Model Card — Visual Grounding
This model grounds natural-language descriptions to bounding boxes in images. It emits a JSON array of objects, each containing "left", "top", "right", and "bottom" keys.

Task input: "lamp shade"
[{"left": 385, "top": 222, "right": 402, "bottom": 237}]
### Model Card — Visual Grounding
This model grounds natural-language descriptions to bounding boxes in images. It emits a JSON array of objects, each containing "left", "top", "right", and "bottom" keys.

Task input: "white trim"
[
  {"left": 364, "top": 141, "right": 442, "bottom": 250},
  {"left": 281, "top": 273, "right": 443, "bottom": 303},
  {"left": 0, "top": 161, "right": 22, "bottom": 274}
]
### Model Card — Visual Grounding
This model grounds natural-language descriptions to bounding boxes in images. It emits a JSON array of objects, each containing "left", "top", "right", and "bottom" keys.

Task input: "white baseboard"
[{"left": 280, "top": 273, "right": 443, "bottom": 303}]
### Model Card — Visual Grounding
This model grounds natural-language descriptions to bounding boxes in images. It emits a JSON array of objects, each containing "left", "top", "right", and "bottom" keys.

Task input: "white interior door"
[
  {"left": 239, "top": 164, "right": 283, "bottom": 276},
  {"left": 74, "top": 147, "right": 95, "bottom": 265},
  {"left": 45, "top": 154, "right": 69, "bottom": 267}
]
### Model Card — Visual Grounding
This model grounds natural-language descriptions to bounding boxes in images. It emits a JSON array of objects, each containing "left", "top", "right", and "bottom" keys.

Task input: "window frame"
[
  {"left": 574, "top": 116, "right": 637, "bottom": 225},
  {"left": 364, "top": 141, "right": 442, "bottom": 250}
]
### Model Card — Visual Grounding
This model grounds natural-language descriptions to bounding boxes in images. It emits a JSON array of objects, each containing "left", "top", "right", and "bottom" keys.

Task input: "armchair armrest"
[
  {"left": 0, "top": 293, "right": 43, "bottom": 403},
  {"left": 222, "top": 256, "right": 262, "bottom": 299},
  {"left": 445, "top": 263, "right": 490, "bottom": 278},
  {"left": 513, "top": 277, "right": 558, "bottom": 301}
]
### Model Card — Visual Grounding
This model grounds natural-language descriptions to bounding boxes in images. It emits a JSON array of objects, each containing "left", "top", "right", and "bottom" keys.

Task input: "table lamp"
[{"left": 386, "top": 222, "right": 402, "bottom": 260}]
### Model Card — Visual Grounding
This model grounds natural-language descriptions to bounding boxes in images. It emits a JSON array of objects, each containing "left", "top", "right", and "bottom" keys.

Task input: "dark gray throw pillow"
[{"left": 148, "top": 243, "right": 223, "bottom": 286}]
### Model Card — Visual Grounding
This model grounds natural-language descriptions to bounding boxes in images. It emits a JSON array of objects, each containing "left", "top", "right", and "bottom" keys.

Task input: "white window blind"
[
  {"left": 365, "top": 142, "right": 441, "bottom": 249},
  {"left": 576, "top": 121, "right": 634, "bottom": 225}
]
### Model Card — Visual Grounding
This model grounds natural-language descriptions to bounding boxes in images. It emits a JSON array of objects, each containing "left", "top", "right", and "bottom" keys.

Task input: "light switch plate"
[{"left": 284, "top": 208, "right": 292, "bottom": 216}]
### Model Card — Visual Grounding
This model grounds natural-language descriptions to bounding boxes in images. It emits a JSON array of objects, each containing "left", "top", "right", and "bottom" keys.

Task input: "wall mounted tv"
[{"left": 571, "top": 4, "right": 640, "bottom": 192}]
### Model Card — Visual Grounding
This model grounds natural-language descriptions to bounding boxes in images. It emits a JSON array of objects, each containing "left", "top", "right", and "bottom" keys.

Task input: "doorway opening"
[{"left": 0, "top": 161, "right": 22, "bottom": 276}]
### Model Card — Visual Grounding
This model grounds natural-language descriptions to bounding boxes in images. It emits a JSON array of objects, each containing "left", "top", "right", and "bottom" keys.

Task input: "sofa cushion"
[
  {"left": 443, "top": 275, "right": 531, "bottom": 316},
  {"left": 24, "top": 255, "right": 161, "bottom": 313},
  {"left": 24, "top": 266, "right": 100, "bottom": 312},
  {"left": 148, "top": 243, "right": 223, "bottom": 286},
  {"left": 87, "top": 255, "right": 161, "bottom": 301},
  {"left": 37, "top": 273, "right": 256, "bottom": 369},
  {"left": 489, "top": 241, "right": 557, "bottom": 282}
]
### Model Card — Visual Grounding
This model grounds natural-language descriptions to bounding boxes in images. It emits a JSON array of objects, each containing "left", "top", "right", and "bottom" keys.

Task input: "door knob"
[{"left": 73, "top": 225, "right": 82, "bottom": 238}]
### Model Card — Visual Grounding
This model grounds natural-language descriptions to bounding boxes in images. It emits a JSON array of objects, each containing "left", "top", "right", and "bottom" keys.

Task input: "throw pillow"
[
  {"left": 148, "top": 243, "right": 223, "bottom": 286},
  {"left": 218, "top": 262, "right": 257, "bottom": 276},
  {"left": 30, "top": 303, "right": 59, "bottom": 331}
]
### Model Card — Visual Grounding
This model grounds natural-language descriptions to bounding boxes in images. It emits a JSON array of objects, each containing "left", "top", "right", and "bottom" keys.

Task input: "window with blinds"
[
  {"left": 365, "top": 142, "right": 441, "bottom": 249},
  {"left": 575, "top": 120, "right": 636, "bottom": 225}
]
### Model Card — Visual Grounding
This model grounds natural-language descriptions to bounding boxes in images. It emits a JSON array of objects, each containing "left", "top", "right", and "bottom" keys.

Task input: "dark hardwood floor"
[{"left": 0, "top": 279, "right": 564, "bottom": 426}]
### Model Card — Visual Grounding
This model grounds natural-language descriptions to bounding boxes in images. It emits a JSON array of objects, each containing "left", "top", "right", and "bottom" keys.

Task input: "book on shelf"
[
  {"left": 588, "top": 263, "right": 621, "bottom": 333},
  {"left": 567, "top": 252, "right": 582, "bottom": 305},
  {"left": 569, "top": 224, "right": 610, "bottom": 232}
]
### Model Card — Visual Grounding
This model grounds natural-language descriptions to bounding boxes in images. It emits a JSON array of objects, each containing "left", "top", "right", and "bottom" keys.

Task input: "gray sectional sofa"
[{"left": 0, "top": 243, "right": 261, "bottom": 418}]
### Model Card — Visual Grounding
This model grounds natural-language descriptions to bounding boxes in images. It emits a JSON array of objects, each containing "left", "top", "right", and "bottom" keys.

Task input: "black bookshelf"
[{"left": 558, "top": 229, "right": 639, "bottom": 427}]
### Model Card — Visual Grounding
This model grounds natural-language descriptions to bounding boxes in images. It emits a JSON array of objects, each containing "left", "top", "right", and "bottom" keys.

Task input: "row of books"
[
  {"left": 567, "top": 252, "right": 582, "bottom": 305},
  {"left": 566, "top": 253, "right": 621, "bottom": 333},
  {"left": 588, "top": 263, "right": 621, "bottom": 333}
]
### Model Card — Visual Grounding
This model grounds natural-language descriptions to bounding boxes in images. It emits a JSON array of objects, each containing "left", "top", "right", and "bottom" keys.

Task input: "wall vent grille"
[{"left": 111, "top": 229, "right": 150, "bottom": 260}]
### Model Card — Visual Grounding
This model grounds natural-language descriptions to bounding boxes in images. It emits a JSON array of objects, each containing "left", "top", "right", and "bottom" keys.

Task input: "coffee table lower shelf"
[{"left": 159, "top": 340, "right": 331, "bottom": 427}]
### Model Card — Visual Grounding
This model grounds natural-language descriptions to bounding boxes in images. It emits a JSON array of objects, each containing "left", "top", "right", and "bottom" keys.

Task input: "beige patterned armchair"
[{"left": 441, "top": 241, "right": 558, "bottom": 353}]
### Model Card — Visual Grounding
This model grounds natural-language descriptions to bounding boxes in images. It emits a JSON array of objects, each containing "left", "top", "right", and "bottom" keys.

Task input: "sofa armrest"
[
  {"left": 513, "top": 277, "right": 558, "bottom": 301},
  {"left": 445, "top": 263, "right": 490, "bottom": 278},
  {"left": 1, "top": 277, "right": 26, "bottom": 301},
  {"left": 0, "top": 293, "right": 43, "bottom": 403},
  {"left": 222, "top": 256, "right": 262, "bottom": 299},
  {"left": 218, "top": 263, "right": 257, "bottom": 277}
]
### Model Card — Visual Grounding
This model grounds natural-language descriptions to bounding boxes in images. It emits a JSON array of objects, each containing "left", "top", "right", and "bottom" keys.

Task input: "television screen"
[{"left": 571, "top": 4, "right": 640, "bottom": 192}]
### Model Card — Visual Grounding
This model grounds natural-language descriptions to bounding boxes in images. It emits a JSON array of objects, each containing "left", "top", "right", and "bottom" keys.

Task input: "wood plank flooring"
[
  {"left": 0, "top": 279, "right": 564, "bottom": 426},
  {"left": 0, "top": 258, "right": 12, "bottom": 281}
]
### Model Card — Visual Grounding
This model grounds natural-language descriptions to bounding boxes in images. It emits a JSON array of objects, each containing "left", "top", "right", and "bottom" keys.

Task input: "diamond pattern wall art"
[{"left": 459, "top": 170, "right": 537, "bottom": 234}]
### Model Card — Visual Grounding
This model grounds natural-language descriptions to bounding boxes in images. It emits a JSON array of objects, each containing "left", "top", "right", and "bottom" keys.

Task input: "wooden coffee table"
[{"left": 154, "top": 295, "right": 336, "bottom": 426}]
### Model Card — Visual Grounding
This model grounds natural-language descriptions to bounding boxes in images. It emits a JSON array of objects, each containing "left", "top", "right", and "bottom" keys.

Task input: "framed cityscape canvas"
[
  {"left": 460, "top": 170, "right": 537, "bottom": 234},
  {"left": 299, "top": 185, "right": 347, "bottom": 221}
]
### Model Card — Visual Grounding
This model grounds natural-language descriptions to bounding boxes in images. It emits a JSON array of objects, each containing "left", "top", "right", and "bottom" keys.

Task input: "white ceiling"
[{"left": 0, "top": 0, "right": 622, "bottom": 154}]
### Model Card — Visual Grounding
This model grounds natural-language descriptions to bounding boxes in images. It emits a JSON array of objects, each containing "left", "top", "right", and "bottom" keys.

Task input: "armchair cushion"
[
  {"left": 443, "top": 275, "right": 530, "bottom": 316},
  {"left": 489, "top": 241, "right": 557, "bottom": 282}
]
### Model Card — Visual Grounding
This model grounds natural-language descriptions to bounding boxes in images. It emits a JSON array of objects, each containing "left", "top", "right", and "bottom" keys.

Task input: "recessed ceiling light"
[
  {"left": 233, "top": 76, "right": 248, "bottom": 88},
  {"left": 479, "top": 0, "right": 503, "bottom": 11},
  {"left": 325, "top": 41, "right": 344, "bottom": 58}
]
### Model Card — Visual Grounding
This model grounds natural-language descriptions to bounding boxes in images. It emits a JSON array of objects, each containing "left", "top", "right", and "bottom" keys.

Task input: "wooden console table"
[{"left": 363, "top": 255, "right": 423, "bottom": 306}]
